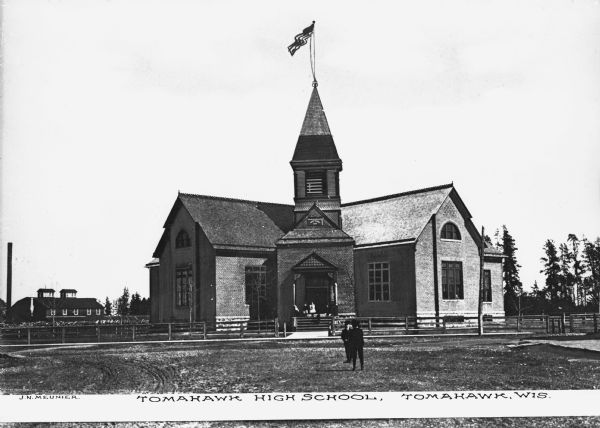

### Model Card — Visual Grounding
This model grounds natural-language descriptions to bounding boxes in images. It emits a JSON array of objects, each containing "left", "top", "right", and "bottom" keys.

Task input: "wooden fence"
[
  {"left": 0, "top": 319, "right": 281, "bottom": 345},
  {"left": 1, "top": 314, "right": 598, "bottom": 345},
  {"left": 329, "top": 314, "right": 600, "bottom": 336}
]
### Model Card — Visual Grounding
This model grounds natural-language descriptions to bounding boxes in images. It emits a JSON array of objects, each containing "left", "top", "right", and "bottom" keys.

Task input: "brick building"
[{"left": 148, "top": 86, "right": 505, "bottom": 324}]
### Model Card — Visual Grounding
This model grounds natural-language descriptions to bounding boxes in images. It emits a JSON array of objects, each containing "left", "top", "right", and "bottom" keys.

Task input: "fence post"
[
  {"left": 239, "top": 322, "right": 245, "bottom": 338},
  {"left": 593, "top": 313, "right": 598, "bottom": 334},
  {"left": 545, "top": 315, "right": 550, "bottom": 334},
  {"left": 203, "top": 322, "right": 207, "bottom": 340},
  {"left": 283, "top": 322, "right": 287, "bottom": 337},
  {"left": 275, "top": 319, "right": 279, "bottom": 338},
  {"left": 368, "top": 318, "right": 372, "bottom": 334},
  {"left": 561, "top": 313, "right": 566, "bottom": 334},
  {"left": 132, "top": 325, "right": 136, "bottom": 342},
  {"left": 405, "top": 316, "right": 409, "bottom": 334},
  {"left": 168, "top": 323, "right": 172, "bottom": 341},
  {"left": 443, "top": 317, "right": 447, "bottom": 333},
  {"left": 516, "top": 316, "right": 521, "bottom": 333},
  {"left": 569, "top": 315, "right": 574, "bottom": 333},
  {"left": 27, "top": 328, "right": 31, "bottom": 345},
  {"left": 97, "top": 326, "right": 100, "bottom": 342},
  {"left": 62, "top": 327, "right": 66, "bottom": 344},
  {"left": 330, "top": 318, "right": 336, "bottom": 336}
]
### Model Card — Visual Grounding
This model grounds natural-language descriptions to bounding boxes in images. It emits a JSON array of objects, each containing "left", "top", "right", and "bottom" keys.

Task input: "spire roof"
[
  {"left": 292, "top": 86, "right": 341, "bottom": 165},
  {"left": 300, "top": 87, "right": 331, "bottom": 135}
]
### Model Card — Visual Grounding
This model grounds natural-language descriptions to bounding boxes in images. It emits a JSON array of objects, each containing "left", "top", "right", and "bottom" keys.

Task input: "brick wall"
[
  {"left": 277, "top": 243, "right": 355, "bottom": 323},
  {"left": 354, "top": 244, "right": 416, "bottom": 317},
  {"left": 215, "top": 256, "right": 268, "bottom": 319},
  {"left": 415, "top": 196, "right": 505, "bottom": 317}
]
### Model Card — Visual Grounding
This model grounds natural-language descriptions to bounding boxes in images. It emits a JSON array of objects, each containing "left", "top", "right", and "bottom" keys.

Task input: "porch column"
[{"left": 292, "top": 282, "right": 296, "bottom": 307}]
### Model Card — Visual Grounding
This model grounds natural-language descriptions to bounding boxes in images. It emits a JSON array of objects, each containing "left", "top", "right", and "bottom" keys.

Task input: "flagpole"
[{"left": 310, "top": 21, "right": 317, "bottom": 87}]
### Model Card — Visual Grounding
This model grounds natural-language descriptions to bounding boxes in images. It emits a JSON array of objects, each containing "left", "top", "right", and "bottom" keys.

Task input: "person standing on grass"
[
  {"left": 349, "top": 319, "right": 364, "bottom": 371},
  {"left": 341, "top": 320, "right": 352, "bottom": 363}
]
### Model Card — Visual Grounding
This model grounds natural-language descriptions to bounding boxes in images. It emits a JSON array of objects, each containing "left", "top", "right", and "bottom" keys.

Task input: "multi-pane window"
[
  {"left": 368, "top": 262, "right": 390, "bottom": 301},
  {"left": 176, "top": 267, "right": 193, "bottom": 306},
  {"left": 441, "top": 223, "right": 461, "bottom": 240},
  {"left": 245, "top": 266, "right": 267, "bottom": 304},
  {"left": 87, "top": 308, "right": 92, "bottom": 315},
  {"left": 73, "top": 309, "right": 79, "bottom": 315},
  {"left": 175, "top": 230, "right": 191, "bottom": 248},
  {"left": 305, "top": 170, "right": 326, "bottom": 196},
  {"left": 483, "top": 270, "right": 492, "bottom": 302},
  {"left": 442, "top": 261, "right": 463, "bottom": 299},
  {"left": 62, "top": 309, "right": 67, "bottom": 315},
  {"left": 50, "top": 309, "right": 56, "bottom": 316},
  {"left": 96, "top": 309, "right": 102, "bottom": 315}
]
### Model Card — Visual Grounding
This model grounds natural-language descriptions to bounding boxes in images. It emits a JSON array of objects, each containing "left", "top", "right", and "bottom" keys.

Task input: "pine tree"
[
  {"left": 567, "top": 234, "right": 585, "bottom": 306},
  {"left": 104, "top": 297, "right": 113, "bottom": 316},
  {"left": 582, "top": 237, "right": 600, "bottom": 311},
  {"left": 541, "top": 239, "right": 561, "bottom": 309},
  {"left": 116, "top": 287, "right": 130, "bottom": 316},
  {"left": 558, "top": 242, "right": 575, "bottom": 305},
  {"left": 501, "top": 225, "right": 522, "bottom": 315},
  {"left": 130, "top": 292, "right": 142, "bottom": 315}
]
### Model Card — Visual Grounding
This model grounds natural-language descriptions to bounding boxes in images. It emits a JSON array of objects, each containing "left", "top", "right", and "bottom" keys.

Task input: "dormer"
[
  {"left": 37, "top": 288, "right": 55, "bottom": 298},
  {"left": 59, "top": 289, "right": 77, "bottom": 298}
]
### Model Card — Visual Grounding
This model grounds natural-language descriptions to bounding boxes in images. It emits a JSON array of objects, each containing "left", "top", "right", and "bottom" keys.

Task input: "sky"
[{"left": 1, "top": 0, "right": 599, "bottom": 304}]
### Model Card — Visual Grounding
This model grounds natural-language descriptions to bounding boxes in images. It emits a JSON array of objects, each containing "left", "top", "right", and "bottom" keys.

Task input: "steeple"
[
  {"left": 290, "top": 86, "right": 343, "bottom": 227},
  {"left": 291, "top": 86, "right": 341, "bottom": 167}
]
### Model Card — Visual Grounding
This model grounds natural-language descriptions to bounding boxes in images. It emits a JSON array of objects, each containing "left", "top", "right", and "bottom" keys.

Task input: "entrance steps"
[{"left": 294, "top": 316, "right": 332, "bottom": 332}]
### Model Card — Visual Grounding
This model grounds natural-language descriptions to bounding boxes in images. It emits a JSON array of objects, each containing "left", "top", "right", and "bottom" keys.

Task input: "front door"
[{"left": 304, "top": 273, "right": 331, "bottom": 314}]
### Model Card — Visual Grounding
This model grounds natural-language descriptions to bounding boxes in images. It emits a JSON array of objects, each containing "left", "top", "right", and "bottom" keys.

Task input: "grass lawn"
[{"left": 1, "top": 335, "right": 600, "bottom": 427}]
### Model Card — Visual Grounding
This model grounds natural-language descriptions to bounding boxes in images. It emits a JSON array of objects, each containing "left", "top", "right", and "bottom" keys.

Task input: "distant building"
[
  {"left": 147, "top": 86, "right": 505, "bottom": 324},
  {"left": 9, "top": 289, "right": 104, "bottom": 323}
]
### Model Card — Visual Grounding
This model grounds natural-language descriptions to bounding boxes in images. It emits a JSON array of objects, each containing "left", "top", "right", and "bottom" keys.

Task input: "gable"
[{"left": 293, "top": 253, "right": 337, "bottom": 272}]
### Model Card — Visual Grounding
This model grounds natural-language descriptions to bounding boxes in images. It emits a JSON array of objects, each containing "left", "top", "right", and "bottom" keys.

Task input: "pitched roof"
[
  {"left": 341, "top": 184, "right": 454, "bottom": 247},
  {"left": 300, "top": 87, "right": 331, "bottom": 136},
  {"left": 36, "top": 297, "right": 103, "bottom": 310},
  {"left": 176, "top": 193, "right": 294, "bottom": 250},
  {"left": 277, "top": 203, "right": 354, "bottom": 245},
  {"left": 292, "top": 87, "right": 341, "bottom": 165}
]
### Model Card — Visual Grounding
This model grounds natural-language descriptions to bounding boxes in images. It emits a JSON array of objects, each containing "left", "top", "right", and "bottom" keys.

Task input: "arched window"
[
  {"left": 175, "top": 230, "right": 191, "bottom": 248},
  {"left": 441, "top": 222, "right": 461, "bottom": 240}
]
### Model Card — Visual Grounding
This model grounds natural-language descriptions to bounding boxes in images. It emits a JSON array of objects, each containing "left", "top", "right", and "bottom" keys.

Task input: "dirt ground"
[{"left": 1, "top": 335, "right": 600, "bottom": 427}]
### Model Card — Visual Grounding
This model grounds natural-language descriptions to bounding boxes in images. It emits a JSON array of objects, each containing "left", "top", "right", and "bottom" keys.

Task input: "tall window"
[
  {"left": 442, "top": 261, "right": 463, "bottom": 299},
  {"left": 176, "top": 267, "right": 193, "bottom": 306},
  {"left": 441, "top": 222, "right": 461, "bottom": 240},
  {"left": 87, "top": 308, "right": 92, "bottom": 315},
  {"left": 245, "top": 266, "right": 267, "bottom": 304},
  {"left": 96, "top": 309, "right": 101, "bottom": 315},
  {"left": 368, "top": 262, "right": 390, "bottom": 301},
  {"left": 62, "top": 309, "right": 67, "bottom": 316},
  {"left": 73, "top": 309, "right": 79, "bottom": 315},
  {"left": 483, "top": 270, "right": 492, "bottom": 302},
  {"left": 175, "top": 230, "right": 191, "bottom": 248},
  {"left": 305, "top": 170, "right": 326, "bottom": 196}
]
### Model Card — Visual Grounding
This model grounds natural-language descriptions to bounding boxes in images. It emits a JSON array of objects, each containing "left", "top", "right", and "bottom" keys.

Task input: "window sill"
[{"left": 440, "top": 239, "right": 461, "bottom": 243}]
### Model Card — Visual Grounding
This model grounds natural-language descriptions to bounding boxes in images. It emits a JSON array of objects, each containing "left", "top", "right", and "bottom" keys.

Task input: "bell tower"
[{"left": 290, "top": 84, "right": 343, "bottom": 226}]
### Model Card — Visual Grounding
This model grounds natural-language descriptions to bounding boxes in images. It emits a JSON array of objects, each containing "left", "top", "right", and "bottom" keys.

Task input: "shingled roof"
[
  {"left": 291, "top": 87, "right": 341, "bottom": 165},
  {"left": 174, "top": 194, "right": 294, "bottom": 250},
  {"left": 36, "top": 297, "right": 103, "bottom": 310},
  {"left": 341, "top": 184, "right": 455, "bottom": 247}
]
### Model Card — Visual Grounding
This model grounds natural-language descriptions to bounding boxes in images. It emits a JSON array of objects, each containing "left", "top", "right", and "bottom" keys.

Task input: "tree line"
[
  {"left": 491, "top": 226, "right": 600, "bottom": 315},
  {"left": 103, "top": 287, "right": 150, "bottom": 316}
]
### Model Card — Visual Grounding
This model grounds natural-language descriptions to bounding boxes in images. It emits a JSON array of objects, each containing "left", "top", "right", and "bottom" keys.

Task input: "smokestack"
[{"left": 6, "top": 242, "right": 12, "bottom": 309}]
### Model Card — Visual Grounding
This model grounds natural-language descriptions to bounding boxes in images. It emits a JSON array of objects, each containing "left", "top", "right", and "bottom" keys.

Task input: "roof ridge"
[
  {"left": 341, "top": 183, "right": 454, "bottom": 207},
  {"left": 178, "top": 192, "right": 293, "bottom": 208}
]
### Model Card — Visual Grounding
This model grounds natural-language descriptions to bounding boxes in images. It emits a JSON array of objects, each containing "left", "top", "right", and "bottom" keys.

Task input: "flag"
[{"left": 287, "top": 21, "right": 315, "bottom": 56}]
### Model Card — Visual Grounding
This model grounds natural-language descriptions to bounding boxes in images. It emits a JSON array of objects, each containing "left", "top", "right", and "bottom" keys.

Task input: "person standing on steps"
[
  {"left": 340, "top": 320, "right": 352, "bottom": 363},
  {"left": 349, "top": 319, "right": 364, "bottom": 371}
]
